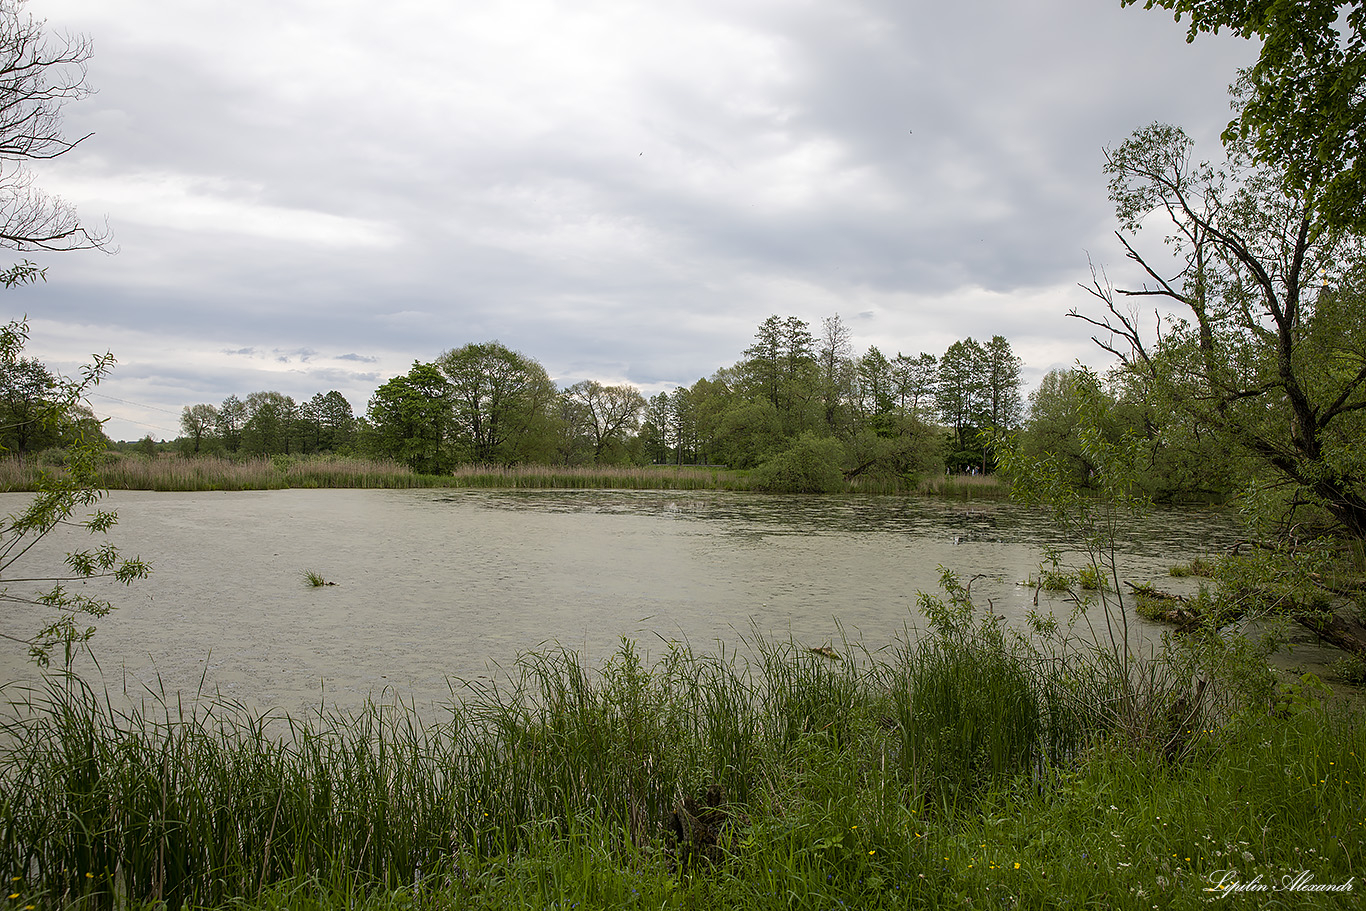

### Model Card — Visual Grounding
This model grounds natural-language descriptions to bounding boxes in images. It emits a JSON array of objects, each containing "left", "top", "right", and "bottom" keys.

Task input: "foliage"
[
  {"left": 752, "top": 432, "right": 847, "bottom": 493},
  {"left": 0, "top": 314, "right": 148, "bottom": 666},
  {"left": 937, "top": 335, "right": 1022, "bottom": 472},
  {"left": 364, "top": 362, "right": 453, "bottom": 473},
  {"left": 991, "top": 365, "right": 1160, "bottom": 703},
  {"left": 1077, "top": 115, "right": 1366, "bottom": 538},
  {"left": 438, "top": 341, "right": 558, "bottom": 465},
  {"left": 1124, "top": 0, "right": 1366, "bottom": 234},
  {"left": 163, "top": 316, "right": 1037, "bottom": 486},
  {"left": 739, "top": 314, "right": 820, "bottom": 435},
  {"left": 561, "top": 379, "right": 646, "bottom": 464}
]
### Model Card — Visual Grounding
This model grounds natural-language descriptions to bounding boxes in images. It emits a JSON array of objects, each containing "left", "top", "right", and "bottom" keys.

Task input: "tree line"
[
  {"left": 174, "top": 390, "right": 358, "bottom": 457},
  {"left": 160, "top": 321, "right": 1025, "bottom": 489}
]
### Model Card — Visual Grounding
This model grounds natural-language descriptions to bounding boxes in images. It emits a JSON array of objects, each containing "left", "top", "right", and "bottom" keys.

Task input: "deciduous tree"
[
  {"left": 1124, "top": 0, "right": 1366, "bottom": 233},
  {"left": 563, "top": 380, "right": 646, "bottom": 464},
  {"left": 0, "top": 0, "right": 106, "bottom": 251},
  {"left": 215, "top": 395, "right": 247, "bottom": 453},
  {"left": 437, "top": 342, "right": 557, "bottom": 464},
  {"left": 891, "top": 352, "right": 937, "bottom": 420},
  {"left": 178, "top": 403, "right": 218, "bottom": 455},
  {"left": 364, "top": 362, "right": 452, "bottom": 473},
  {"left": 0, "top": 352, "right": 55, "bottom": 452},
  {"left": 1076, "top": 122, "right": 1366, "bottom": 537},
  {"left": 937, "top": 338, "right": 988, "bottom": 466}
]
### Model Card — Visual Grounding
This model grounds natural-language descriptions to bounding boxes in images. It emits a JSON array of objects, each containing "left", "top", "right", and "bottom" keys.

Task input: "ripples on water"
[{"left": 0, "top": 489, "right": 1248, "bottom": 712}]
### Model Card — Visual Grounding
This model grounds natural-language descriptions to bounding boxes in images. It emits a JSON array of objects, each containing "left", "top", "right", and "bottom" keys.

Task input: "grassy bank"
[
  {"left": 2, "top": 607, "right": 1359, "bottom": 910},
  {"left": 0, "top": 453, "right": 1007, "bottom": 496}
]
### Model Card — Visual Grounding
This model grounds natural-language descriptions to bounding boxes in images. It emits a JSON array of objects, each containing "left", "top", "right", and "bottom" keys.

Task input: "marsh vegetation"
[{"left": 3, "top": 602, "right": 1359, "bottom": 911}]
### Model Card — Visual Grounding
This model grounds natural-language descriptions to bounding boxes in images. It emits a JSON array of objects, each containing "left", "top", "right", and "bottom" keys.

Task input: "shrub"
[{"left": 753, "top": 433, "right": 846, "bottom": 494}]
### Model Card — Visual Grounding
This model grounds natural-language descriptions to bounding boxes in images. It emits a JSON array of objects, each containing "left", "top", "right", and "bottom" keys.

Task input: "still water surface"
[{"left": 0, "top": 489, "right": 1247, "bottom": 711}]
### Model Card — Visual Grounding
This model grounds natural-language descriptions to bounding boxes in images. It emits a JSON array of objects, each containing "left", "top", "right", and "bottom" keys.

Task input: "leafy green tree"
[
  {"left": 844, "top": 415, "right": 943, "bottom": 486},
  {"left": 855, "top": 345, "right": 896, "bottom": 430},
  {"left": 891, "top": 351, "right": 937, "bottom": 421},
  {"left": 437, "top": 341, "right": 557, "bottom": 464},
  {"left": 664, "top": 375, "right": 736, "bottom": 465},
  {"left": 550, "top": 392, "right": 592, "bottom": 466},
  {"left": 178, "top": 403, "right": 218, "bottom": 455},
  {"left": 1077, "top": 122, "right": 1366, "bottom": 537},
  {"left": 937, "top": 338, "right": 988, "bottom": 469},
  {"left": 295, "top": 395, "right": 323, "bottom": 453},
  {"left": 215, "top": 394, "right": 247, "bottom": 453},
  {"left": 363, "top": 361, "right": 452, "bottom": 473},
  {"left": 312, "top": 390, "right": 356, "bottom": 451},
  {"left": 639, "top": 392, "right": 674, "bottom": 464},
  {"left": 982, "top": 335, "right": 1023, "bottom": 433},
  {"left": 739, "top": 315, "right": 819, "bottom": 434},
  {"left": 753, "top": 432, "right": 847, "bottom": 493},
  {"left": 668, "top": 385, "right": 696, "bottom": 464},
  {"left": 1021, "top": 368, "right": 1094, "bottom": 485},
  {"left": 562, "top": 380, "right": 646, "bottom": 464},
  {"left": 1124, "top": 0, "right": 1366, "bottom": 233},
  {"left": 711, "top": 397, "right": 782, "bottom": 469},
  {"left": 0, "top": 353, "right": 57, "bottom": 452},
  {"left": 241, "top": 391, "right": 298, "bottom": 456}
]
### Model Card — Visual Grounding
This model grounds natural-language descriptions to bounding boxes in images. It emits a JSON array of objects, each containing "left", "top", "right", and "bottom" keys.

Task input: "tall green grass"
[{"left": 1, "top": 602, "right": 1324, "bottom": 911}]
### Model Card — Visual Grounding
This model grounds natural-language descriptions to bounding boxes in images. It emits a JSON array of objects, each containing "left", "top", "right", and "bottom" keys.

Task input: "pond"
[{"left": 0, "top": 488, "right": 1260, "bottom": 712}]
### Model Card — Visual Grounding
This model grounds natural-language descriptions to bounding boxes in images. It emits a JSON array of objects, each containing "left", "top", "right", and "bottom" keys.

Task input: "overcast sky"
[{"left": 10, "top": 0, "right": 1257, "bottom": 441}]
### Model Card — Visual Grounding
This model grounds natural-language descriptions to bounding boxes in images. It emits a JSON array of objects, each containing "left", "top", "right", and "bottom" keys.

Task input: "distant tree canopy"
[
  {"left": 174, "top": 389, "right": 357, "bottom": 459},
  {"left": 163, "top": 318, "right": 1036, "bottom": 491},
  {"left": 0, "top": 351, "right": 107, "bottom": 453}
]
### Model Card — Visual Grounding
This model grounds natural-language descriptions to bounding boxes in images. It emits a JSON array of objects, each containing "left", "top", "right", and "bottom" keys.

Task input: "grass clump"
[
  {"left": 1076, "top": 563, "right": 1108, "bottom": 591},
  {"left": 1037, "top": 568, "right": 1075, "bottom": 592},
  {"left": 1169, "top": 556, "right": 1218, "bottom": 578},
  {"left": 301, "top": 570, "right": 332, "bottom": 587}
]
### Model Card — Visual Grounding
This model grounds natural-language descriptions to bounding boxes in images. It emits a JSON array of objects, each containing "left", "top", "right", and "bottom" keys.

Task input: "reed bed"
[
  {"left": 1, "top": 454, "right": 1017, "bottom": 498},
  {"left": 5, "top": 611, "right": 1352, "bottom": 911},
  {"left": 917, "top": 473, "right": 1010, "bottom": 499},
  {"left": 0, "top": 455, "right": 753, "bottom": 493},
  {"left": 444, "top": 463, "right": 751, "bottom": 490}
]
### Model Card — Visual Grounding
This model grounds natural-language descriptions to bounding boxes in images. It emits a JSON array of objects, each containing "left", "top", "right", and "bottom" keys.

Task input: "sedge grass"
[
  {"left": 1, "top": 623, "right": 1360, "bottom": 910},
  {"left": 301, "top": 570, "right": 329, "bottom": 587}
]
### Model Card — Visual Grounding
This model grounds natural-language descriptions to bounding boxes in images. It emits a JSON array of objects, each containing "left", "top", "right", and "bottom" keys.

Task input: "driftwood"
[{"left": 1295, "top": 610, "right": 1366, "bottom": 662}]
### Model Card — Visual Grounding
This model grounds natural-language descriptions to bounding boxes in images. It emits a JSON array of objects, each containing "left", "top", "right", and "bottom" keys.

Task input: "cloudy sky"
[{"left": 11, "top": 0, "right": 1256, "bottom": 441}]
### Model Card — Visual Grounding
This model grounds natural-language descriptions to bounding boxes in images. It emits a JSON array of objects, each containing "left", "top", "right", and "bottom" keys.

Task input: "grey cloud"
[{"left": 22, "top": 0, "right": 1258, "bottom": 441}]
